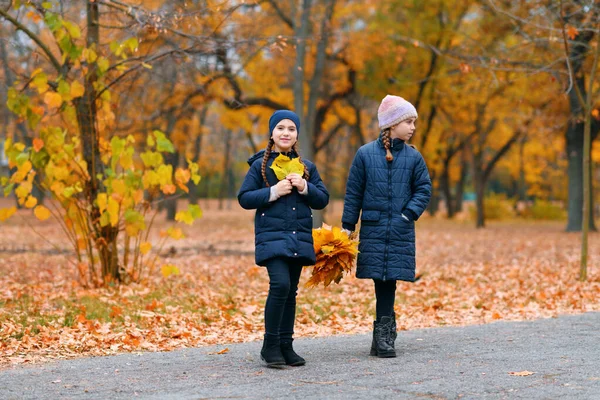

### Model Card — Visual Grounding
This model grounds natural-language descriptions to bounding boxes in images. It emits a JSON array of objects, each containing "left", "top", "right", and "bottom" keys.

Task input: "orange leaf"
[
  {"left": 110, "top": 306, "right": 123, "bottom": 318},
  {"left": 209, "top": 347, "right": 229, "bottom": 355},
  {"left": 43, "top": 92, "right": 63, "bottom": 109},
  {"left": 33, "top": 138, "right": 44, "bottom": 152},
  {"left": 566, "top": 25, "right": 578, "bottom": 40},
  {"left": 162, "top": 184, "right": 176, "bottom": 195}
]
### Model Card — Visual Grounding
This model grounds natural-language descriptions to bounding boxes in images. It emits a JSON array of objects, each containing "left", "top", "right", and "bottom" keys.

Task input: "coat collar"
[
  {"left": 377, "top": 132, "right": 406, "bottom": 151},
  {"left": 246, "top": 149, "right": 298, "bottom": 165}
]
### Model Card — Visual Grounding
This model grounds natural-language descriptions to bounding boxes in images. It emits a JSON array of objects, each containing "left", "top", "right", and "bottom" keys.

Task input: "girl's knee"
[{"left": 269, "top": 279, "right": 291, "bottom": 297}]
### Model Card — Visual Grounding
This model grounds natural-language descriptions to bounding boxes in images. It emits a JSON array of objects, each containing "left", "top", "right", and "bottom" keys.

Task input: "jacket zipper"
[{"left": 384, "top": 157, "right": 392, "bottom": 281}]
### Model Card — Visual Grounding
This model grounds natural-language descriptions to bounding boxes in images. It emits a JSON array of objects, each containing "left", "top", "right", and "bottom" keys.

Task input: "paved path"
[{"left": 2, "top": 312, "right": 599, "bottom": 399}]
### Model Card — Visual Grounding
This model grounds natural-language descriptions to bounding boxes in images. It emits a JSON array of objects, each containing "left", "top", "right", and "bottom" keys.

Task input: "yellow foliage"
[
  {"left": 34, "top": 205, "right": 52, "bottom": 221},
  {"left": 70, "top": 81, "right": 85, "bottom": 99},
  {"left": 44, "top": 91, "right": 63, "bottom": 109},
  {"left": 140, "top": 242, "right": 152, "bottom": 255},
  {"left": 24, "top": 196, "right": 38, "bottom": 209},
  {"left": 107, "top": 197, "right": 119, "bottom": 227},
  {"left": 161, "top": 264, "right": 180, "bottom": 278},
  {"left": 0, "top": 207, "right": 17, "bottom": 222},
  {"left": 305, "top": 224, "right": 358, "bottom": 288},
  {"left": 269, "top": 154, "right": 305, "bottom": 181}
]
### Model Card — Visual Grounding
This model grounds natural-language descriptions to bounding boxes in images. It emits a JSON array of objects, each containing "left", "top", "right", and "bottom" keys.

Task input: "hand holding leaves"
[
  {"left": 275, "top": 179, "right": 293, "bottom": 196},
  {"left": 287, "top": 173, "right": 305, "bottom": 191}
]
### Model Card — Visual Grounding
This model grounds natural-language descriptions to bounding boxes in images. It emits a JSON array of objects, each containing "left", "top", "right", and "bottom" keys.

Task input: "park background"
[{"left": 0, "top": 0, "right": 599, "bottom": 367}]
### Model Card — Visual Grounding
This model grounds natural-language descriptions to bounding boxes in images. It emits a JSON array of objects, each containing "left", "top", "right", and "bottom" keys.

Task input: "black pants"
[
  {"left": 374, "top": 279, "right": 397, "bottom": 319},
  {"left": 264, "top": 257, "right": 303, "bottom": 342}
]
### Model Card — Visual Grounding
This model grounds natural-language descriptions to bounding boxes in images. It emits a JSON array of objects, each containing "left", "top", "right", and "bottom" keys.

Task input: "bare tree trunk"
[
  {"left": 293, "top": 0, "right": 311, "bottom": 153},
  {"left": 566, "top": 108, "right": 598, "bottom": 232},
  {"left": 440, "top": 159, "right": 454, "bottom": 218},
  {"left": 188, "top": 107, "right": 208, "bottom": 204},
  {"left": 455, "top": 153, "right": 468, "bottom": 213},
  {"left": 75, "top": 1, "right": 119, "bottom": 282},
  {"left": 218, "top": 129, "right": 233, "bottom": 210},
  {"left": 474, "top": 169, "right": 486, "bottom": 228}
]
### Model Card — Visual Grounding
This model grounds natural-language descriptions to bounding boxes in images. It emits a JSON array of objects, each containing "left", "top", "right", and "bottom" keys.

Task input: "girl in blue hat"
[{"left": 238, "top": 110, "right": 329, "bottom": 367}]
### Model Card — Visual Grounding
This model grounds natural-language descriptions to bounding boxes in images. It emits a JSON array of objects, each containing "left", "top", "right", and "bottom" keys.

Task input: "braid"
[
  {"left": 292, "top": 143, "right": 310, "bottom": 181},
  {"left": 261, "top": 140, "right": 274, "bottom": 187},
  {"left": 382, "top": 129, "right": 393, "bottom": 162}
]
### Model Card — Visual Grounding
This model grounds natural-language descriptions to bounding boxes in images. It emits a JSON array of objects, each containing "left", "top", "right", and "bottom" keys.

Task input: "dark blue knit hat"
[{"left": 268, "top": 110, "right": 300, "bottom": 137}]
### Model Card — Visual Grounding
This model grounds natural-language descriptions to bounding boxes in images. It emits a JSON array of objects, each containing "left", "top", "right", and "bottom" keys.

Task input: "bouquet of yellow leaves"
[
  {"left": 270, "top": 154, "right": 305, "bottom": 180},
  {"left": 305, "top": 223, "right": 359, "bottom": 288}
]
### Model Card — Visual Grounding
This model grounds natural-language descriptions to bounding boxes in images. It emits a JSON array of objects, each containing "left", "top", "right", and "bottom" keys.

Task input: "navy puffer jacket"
[
  {"left": 342, "top": 135, "right": 431, "bottom": 282},
  {"left": 238, "top": 150, "right": 329, "bottom": 266}
]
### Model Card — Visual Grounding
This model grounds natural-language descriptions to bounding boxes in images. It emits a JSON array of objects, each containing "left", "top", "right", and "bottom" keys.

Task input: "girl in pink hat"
[{"left": 341, "top": 95, "right": 432, "bottom": 357}]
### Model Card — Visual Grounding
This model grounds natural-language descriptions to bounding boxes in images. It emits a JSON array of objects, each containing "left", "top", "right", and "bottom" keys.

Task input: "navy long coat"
[
  {"left": 238, "top": 150, "right": 329, "bottom": 266},
  {"left": 341, "top": 136, "right": 431, "bottom": 282}
]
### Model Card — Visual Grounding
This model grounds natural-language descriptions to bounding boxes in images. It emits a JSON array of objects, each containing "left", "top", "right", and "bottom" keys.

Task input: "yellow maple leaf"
[{"left": 269, "top": 154, "right": 305, "bottom": 181}]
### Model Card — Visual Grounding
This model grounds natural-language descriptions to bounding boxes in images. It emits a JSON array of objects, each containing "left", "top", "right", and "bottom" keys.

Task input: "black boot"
[
  {"left": 280, "top": 339, "right": 306, "bottom": 366},
  {"left": 370, "top": 319, "right": 378, "bottom": 356},
  {"left": 260, "top": 336, "right": 286, "bottom": 368},
  {"left": 373, "top": 316, "right": 396, "bottom": 358},
  {"left": 389, "top": 312, "right": 397, "bottom": 350}
]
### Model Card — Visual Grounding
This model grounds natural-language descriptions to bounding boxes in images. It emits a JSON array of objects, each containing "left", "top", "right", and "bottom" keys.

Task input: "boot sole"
[
  {"left": 286, "top": 360, "right": 306, "bottom": 366},
  {"left": 370, "top": 348, "right": 397, "bottom": 357},
  {"left": 260, "top": 355, "right": 286, "bottom": 368}
]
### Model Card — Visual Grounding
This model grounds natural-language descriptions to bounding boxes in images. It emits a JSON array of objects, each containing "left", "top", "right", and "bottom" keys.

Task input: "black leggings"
[
  {"left": 264, "top": 257, "right": 303, "bottom": 342},
  {"left": 374, "top": 279, "right": 397, "bottom": 319}
]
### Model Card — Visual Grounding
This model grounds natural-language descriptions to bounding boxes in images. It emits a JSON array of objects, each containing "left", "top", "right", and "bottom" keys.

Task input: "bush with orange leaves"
[{"left": 305, "top": 224, "right": 359, "bottom": 288}]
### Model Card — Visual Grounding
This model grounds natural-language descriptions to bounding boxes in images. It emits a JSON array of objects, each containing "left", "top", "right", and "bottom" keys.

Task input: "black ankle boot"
[
  {"left": 389, "top": 312, "right": 397, "bottom": 350},
  {"left": 373, "top": 316, "right": 396, "bottom": 358},
  {"left": 260, "top": 336, "right": 286, "bottom": 367},
  {"left": 280, "top": 339, "right": 306, "bottom": 366},
  {"left": 370, "top": 319, "right": 378, "bottom": 356}
]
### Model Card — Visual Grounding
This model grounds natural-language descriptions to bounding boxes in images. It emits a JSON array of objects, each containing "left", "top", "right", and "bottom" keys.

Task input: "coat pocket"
[{"left": 360, "top": 210, "right": 381, "bottom": 225}]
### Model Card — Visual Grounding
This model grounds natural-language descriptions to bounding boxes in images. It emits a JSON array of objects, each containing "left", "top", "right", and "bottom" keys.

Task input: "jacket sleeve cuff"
[
  {"left": 342, "top": 222, "right": 356, "bottom": 231},
  {"left": 299, "top": 179, "right": 309, "bottom": 195},
  {"left": 403, "top": 209, "right": 418, "bottom": 221},
  {"left": 269, "top": 186, "right": 280, "bottom": 202}
]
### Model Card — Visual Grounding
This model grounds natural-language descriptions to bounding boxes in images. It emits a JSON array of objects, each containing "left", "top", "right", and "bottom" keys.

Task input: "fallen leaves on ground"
[
  {"left": 509, "top": 371, "right": 536, "bottom": 376},
  {"left": 0, "top": 199, "right": 599, "bottom": 369}
]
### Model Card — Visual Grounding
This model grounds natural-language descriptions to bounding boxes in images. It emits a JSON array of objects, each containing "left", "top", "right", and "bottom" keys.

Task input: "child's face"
[
  {"left": 390, "top": 118, "right": 416, "bottom": 141},
  {"left": 271, "top": 119, "right": 298, "bottom": 152}
]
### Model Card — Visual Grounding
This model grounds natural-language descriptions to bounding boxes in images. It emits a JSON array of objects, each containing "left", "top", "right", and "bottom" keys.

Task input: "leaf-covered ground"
[{"left": 1, "top": 199, "right": 599, "bottom": 368}]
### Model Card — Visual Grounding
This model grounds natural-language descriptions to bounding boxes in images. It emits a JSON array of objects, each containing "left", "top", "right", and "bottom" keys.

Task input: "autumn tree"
[{"left": 0, "top": 1, "right": 206, "bottom": 286}]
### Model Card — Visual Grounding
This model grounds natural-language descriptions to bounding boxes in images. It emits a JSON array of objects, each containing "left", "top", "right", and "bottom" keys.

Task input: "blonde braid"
[
  {"left": 261, "top": 140, "right": 274, "bottom": 187},
  {"left": 291, "top": 143, "right": 310, "bottom": 181},
  {"left": 382, "top": 129, "right": 393, "bottom": 162}
]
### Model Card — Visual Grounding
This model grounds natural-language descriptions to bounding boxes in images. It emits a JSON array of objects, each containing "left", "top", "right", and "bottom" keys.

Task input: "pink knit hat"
[{"left": 377, "top": 95, "right": 418, "bottom": 130}]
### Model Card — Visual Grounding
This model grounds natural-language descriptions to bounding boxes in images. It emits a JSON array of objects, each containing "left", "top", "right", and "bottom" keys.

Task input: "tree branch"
[{"left": 0, "top": 8, "right": 63, "bottom": 73}]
